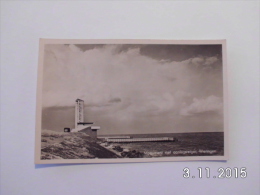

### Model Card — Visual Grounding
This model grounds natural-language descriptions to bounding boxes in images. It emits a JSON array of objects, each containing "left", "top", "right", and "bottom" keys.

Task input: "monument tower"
[
  {"left": 68, "top": 99, "right": 100, "bottom": 140},
  {"left": 75, "top": 99, "right": 84, "bottom": 128}
]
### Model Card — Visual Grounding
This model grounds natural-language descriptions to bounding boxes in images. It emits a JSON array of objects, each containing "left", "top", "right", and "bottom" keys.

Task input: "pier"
[
  {"left": 105, "top": 137, "right": 176, "bottom": 143},
  {"left": 98, "top": 136, "right": 132, "bottom": 139}
]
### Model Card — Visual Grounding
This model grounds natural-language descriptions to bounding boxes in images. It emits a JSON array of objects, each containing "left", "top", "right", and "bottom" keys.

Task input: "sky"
[{"left": 41, "top": 43, "right": 223, "bottom": 134}]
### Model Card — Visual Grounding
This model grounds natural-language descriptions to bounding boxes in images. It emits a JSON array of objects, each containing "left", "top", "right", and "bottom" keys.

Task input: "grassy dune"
[{"left": 41, "top": 130, "right": 119, "bottom": 160}]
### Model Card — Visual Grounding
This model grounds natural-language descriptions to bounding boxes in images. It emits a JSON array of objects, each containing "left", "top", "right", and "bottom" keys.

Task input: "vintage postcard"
[{"left": 35, "top": 39, "right": 228, "bottom": 164}]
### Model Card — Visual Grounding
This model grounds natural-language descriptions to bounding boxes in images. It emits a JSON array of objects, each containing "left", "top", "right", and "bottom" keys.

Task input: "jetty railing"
[
  {"left": 105, "top": 137, "right": 175, "bottom": 143},
  {"left": 98, "top": 136, "right": 131, "bottom": 139}
]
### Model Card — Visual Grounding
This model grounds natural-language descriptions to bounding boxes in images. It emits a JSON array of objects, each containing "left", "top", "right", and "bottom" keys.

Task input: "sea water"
[{"left": 100, "top": 132, "right": 224, "bottom": 157}]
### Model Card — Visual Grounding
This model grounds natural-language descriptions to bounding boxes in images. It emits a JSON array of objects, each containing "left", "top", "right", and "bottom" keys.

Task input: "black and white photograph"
[
  {"left": 3, "top": 1, "right": 259, "bottom": 194},
  {"left": 35, "top": 39, "right": 228, "bottom": 164}
]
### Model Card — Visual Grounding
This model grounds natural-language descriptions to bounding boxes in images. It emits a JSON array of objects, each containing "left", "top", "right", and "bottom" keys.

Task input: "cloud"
[
  {"left": 42, "top": 44, "right": 223, "bottom": 120},
  {"left": 109, "top": 97, "right": 121, "bottom": 103},
  {"left": 190, "top": 56, "right": 219, "bottom": 66},
  {"left": 41, "top": 44, "right": 224, "bottom": 133},
  {"left": 124, "top": 93, "right": 175, "bottom": 115},
  {"left": 180, "top": 95, "right": 223, "bottom": 116},
  {"left": 204, "top": 56, "right": 218, "bottom": 65},
  {"left": 43, "top": 45, "right": 176, "bottom": 107},
  {"left": 191, "top": 57, "right": 205, "bottom": 65}
]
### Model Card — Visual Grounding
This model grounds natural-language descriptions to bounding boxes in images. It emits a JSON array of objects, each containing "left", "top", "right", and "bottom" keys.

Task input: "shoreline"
[{"left": 40, "top": 130, "right": 224, "bottom": 159}]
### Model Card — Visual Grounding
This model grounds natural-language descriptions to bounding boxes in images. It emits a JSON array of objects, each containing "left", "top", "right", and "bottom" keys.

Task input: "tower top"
[{"left": 76, "top": 99, "right": 84, "bottom": 102}]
